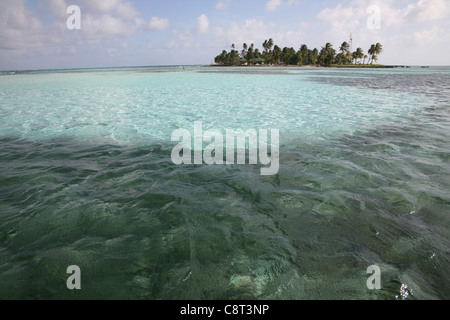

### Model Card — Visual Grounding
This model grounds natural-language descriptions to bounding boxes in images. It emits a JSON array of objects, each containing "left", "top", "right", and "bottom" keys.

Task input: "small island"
[{"left": 213, "top": 39, "right": 384, "bottom": 68}]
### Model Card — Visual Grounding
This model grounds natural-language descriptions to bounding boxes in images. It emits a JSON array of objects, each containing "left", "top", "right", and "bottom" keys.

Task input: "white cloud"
[
  {"left": 286, "top": 0, "right": 301, "bottom": 6},
  {"left": 213, "top": 19, "right": 306, "bottom": 50},
  {"left": 82, "top": 0, "right": 121, "bottom": 13},
  {"left": 265, "top": 0, "right": 301, "bottom": 11},
  {"left": 380, "top": 23, "right": 450, "bottom": 65},
  {"left": 316, "top": 0, "right": 450, "bottom": 65},
  {"left": 0, "top": 0, "right": 46, "bottom": 50},
  {"left": 317, "top": 0, "right": 450, "bottom": 29},
  {"left": 168, "top": 30, "right": 195, "bottom": 49},
  {"left": 148, "top": 17, "right": 170, "bottom": 31},
  {"left": 78, "top": 0, "right": 144, "bottom": 39},
  {"left": 401, "top": 0, "right": 450, "bottom": 23},
  {"left": 114, "top": 1, "right": 141, "bottom": 20},
  {"left": 266, "top": 0, "right": 282, "bottom": 12},
  {"left": 0, "top": 0, "right": 174, "bottom": 70},
  {"left": 81, "top": 14, "right": 141, "bottom": 39},
  {"left": 198, "top": 14, "right": 210, "bottom": 34},
  {"left": 411, "top": 25, "right": 441, "bottom": 46},
  {"left": 214, "top": 19, "right": 268, "bottom": 46},
  {"left": 216, "top": 0, "right": 231, "bottom": 10},
  {"left": 1, "top": 0, "right": 170, "bottom": 50},
  {"left": 317, "top": 2, "right": 363, "bottom": 33},
  {"left": 46, "top": 0, "right": 71, "bottom": 19},
  {"left": 167, "top": 14, "right": 210, "bottom": 51}
]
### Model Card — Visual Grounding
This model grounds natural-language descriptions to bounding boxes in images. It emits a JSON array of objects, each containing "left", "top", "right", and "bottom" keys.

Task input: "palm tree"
[
  {"left": 323, "top": 42, "right": 333, "bottom": 53},
  {"left": 262, "top": 40, "right": 268, "bottom": 53},
  {"left": 355, "top": 47, "right": 364, "bottom": 64},
  {"left": 374, "top": 43, "right": 383, "bottom": 62},
  {"left": 296, "top": 50, "right": 303, "bottom": 65},
  {"left": 339, "top": 41, "right": 351, "bottom": 64},
  {"left": 267, "top": 38, "right": 274, "bottom": 52},
  {"left": 273, "top": 45, "right": 282, "bottom": 65},
  {"left": 363, "top": 55, "right": 368, "bottom": 65},
  {"left": 335, "top": 53, "right": 345, "bottom": 65},
  {"left": 320, "top": 43, "right": 336, "bottom": 66},
  {"left": 300, "top": 44, "right": 309, "bottom": 65},
  {"left": 368, "top": 44, "right": 376, "bottom": 64},
  {"left": 310, "top": 48, "right": 319, "bottom": 65},
  {"left": 215, "top": 50, "right": 230, "bottom": 65},
  {"left": 372, "top": 55, "right": 378, "bottom": 64},
  {"left": 352, "top": 51, "right": 357, "bottom": 64},
  {"left": 246, "top": 43, "right": 255, "bottom": 60},
  {"left": 242, "top": 43, "right": 248, "bottom": 58},
  {"left": 281, "top": 47, "right": 289, "bottom": 65},
  {"left": 340, "top": 42, "right": 350, "bottom": 54}
]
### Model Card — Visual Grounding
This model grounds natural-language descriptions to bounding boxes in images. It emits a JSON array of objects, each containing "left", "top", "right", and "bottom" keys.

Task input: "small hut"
[
  {"left": 236, "top": 57, "right": 248, "bottom": 66},
  {"left": 250, "top": 57, "right": 264, "bottom": 65}
]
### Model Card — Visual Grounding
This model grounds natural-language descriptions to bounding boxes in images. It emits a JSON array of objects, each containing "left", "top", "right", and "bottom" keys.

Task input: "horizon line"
[{"left": 1, "top": 64, "right": 449, "bottom": 74}]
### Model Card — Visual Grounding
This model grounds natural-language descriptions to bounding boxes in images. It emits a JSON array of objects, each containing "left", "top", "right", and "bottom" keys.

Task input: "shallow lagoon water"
[{"left": 0, "top": 66, "right": 449, "bottom": 299}]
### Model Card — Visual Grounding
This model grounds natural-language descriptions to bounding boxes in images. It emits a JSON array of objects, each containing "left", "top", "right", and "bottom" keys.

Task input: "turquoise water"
[{"left": 0, "top": 66, "right": 449, "bottom": 299}]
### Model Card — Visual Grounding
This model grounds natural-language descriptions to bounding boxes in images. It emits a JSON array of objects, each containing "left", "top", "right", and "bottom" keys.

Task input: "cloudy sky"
[{"left": 0, "top": 0, "right": 449, "bottom": 70}]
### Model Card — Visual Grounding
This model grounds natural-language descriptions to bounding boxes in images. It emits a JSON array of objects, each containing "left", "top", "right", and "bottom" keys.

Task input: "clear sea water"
[{"left": 0, "top": 66, "right": 449, "bottom": 299}]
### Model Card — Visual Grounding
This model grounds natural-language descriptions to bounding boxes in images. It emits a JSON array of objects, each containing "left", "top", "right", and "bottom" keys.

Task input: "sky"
[{"left": 0, "top": 0, "right": 449, "bottom": 70}]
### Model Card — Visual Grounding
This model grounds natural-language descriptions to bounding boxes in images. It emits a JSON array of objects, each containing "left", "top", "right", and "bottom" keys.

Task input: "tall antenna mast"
[{"left": 350, "top": 33, "right": 353, "bottom": 52}]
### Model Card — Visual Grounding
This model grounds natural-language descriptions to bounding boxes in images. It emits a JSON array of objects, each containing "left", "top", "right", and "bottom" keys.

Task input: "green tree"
[
  {"left": 262, "top": 40, "right": 268, "bottom": 53},
  {"left": 215, "top": 49, "right": 240, "bottom": 66},
  {"left": 309, "top": 48, "right": 319, "bottom": 65},
  {"left": 300, "top": 44, "right": 309, "bottom": 65},
  {"left": 354, "top": 47, "right": 364, "bottom": 64},
  {"left": 335, "top": 53, "right": 346, "bottom": 65},
  {"left": 319, "top": 43, "right": 336, "bottom": 66},
  {"left": 339, "top": 42, "right": 351, "bottom": 65},
  {"left": 368, "top": 43, "right": 383, "bottom": 64},
  {"left": 273, "top": 45, "right": 282, "bottom": 65},
  {"left": 262, "top": 51, "right": 272, "bottom": 65},
  {"left": 295, "top": 50, "right": 303, "bottom": 65},
  {"left": 267, "top": 38, "right": 274, "bottom": 52},
  {"left": 281, "top": 47, "right": 289, "bottom": 65},
  {"left": 340, "top": 42, "right": 350, "bottom": 54},
  {"left": 280, "top": 47, "right": 298, "bottom": 65},
  {"left": 372, "top": 55, "right": 378, "bottom": 64},
  {"left": 229, "top": 50, "right": 240, "bottom": 65},
  {"left": 352, "top": 51, "right": 358, "bottom": 64},
  {"left": 215, "top": 39, "right": 382, "bottom": 67},
  {"left": 242, "top": 43, "right": 248, "bottom": 58},
  {"left": 374, "top": 43, "right": 383, "bottom": 62},
  {"left": 246, "top": 43, "right": 255, "bottom": 60},
  {"left": 261, "top": 39, "right": 275, "bottom": 64},
  {"left": 214, "top": 50, "right": 226, "bottom": 65}
]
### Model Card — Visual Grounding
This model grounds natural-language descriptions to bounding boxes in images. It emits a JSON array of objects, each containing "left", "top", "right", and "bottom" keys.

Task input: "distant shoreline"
[
  {"left": 0, "top": 64, "right": 438, "bottom": 75},
  {"left": 208, "top": 64, "right": 431, "bottom": 69}
]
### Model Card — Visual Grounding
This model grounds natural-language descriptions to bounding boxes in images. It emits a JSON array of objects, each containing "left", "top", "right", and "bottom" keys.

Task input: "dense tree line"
[{"left": 214, "top": 39, "right": 383, "bottom": 66}]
